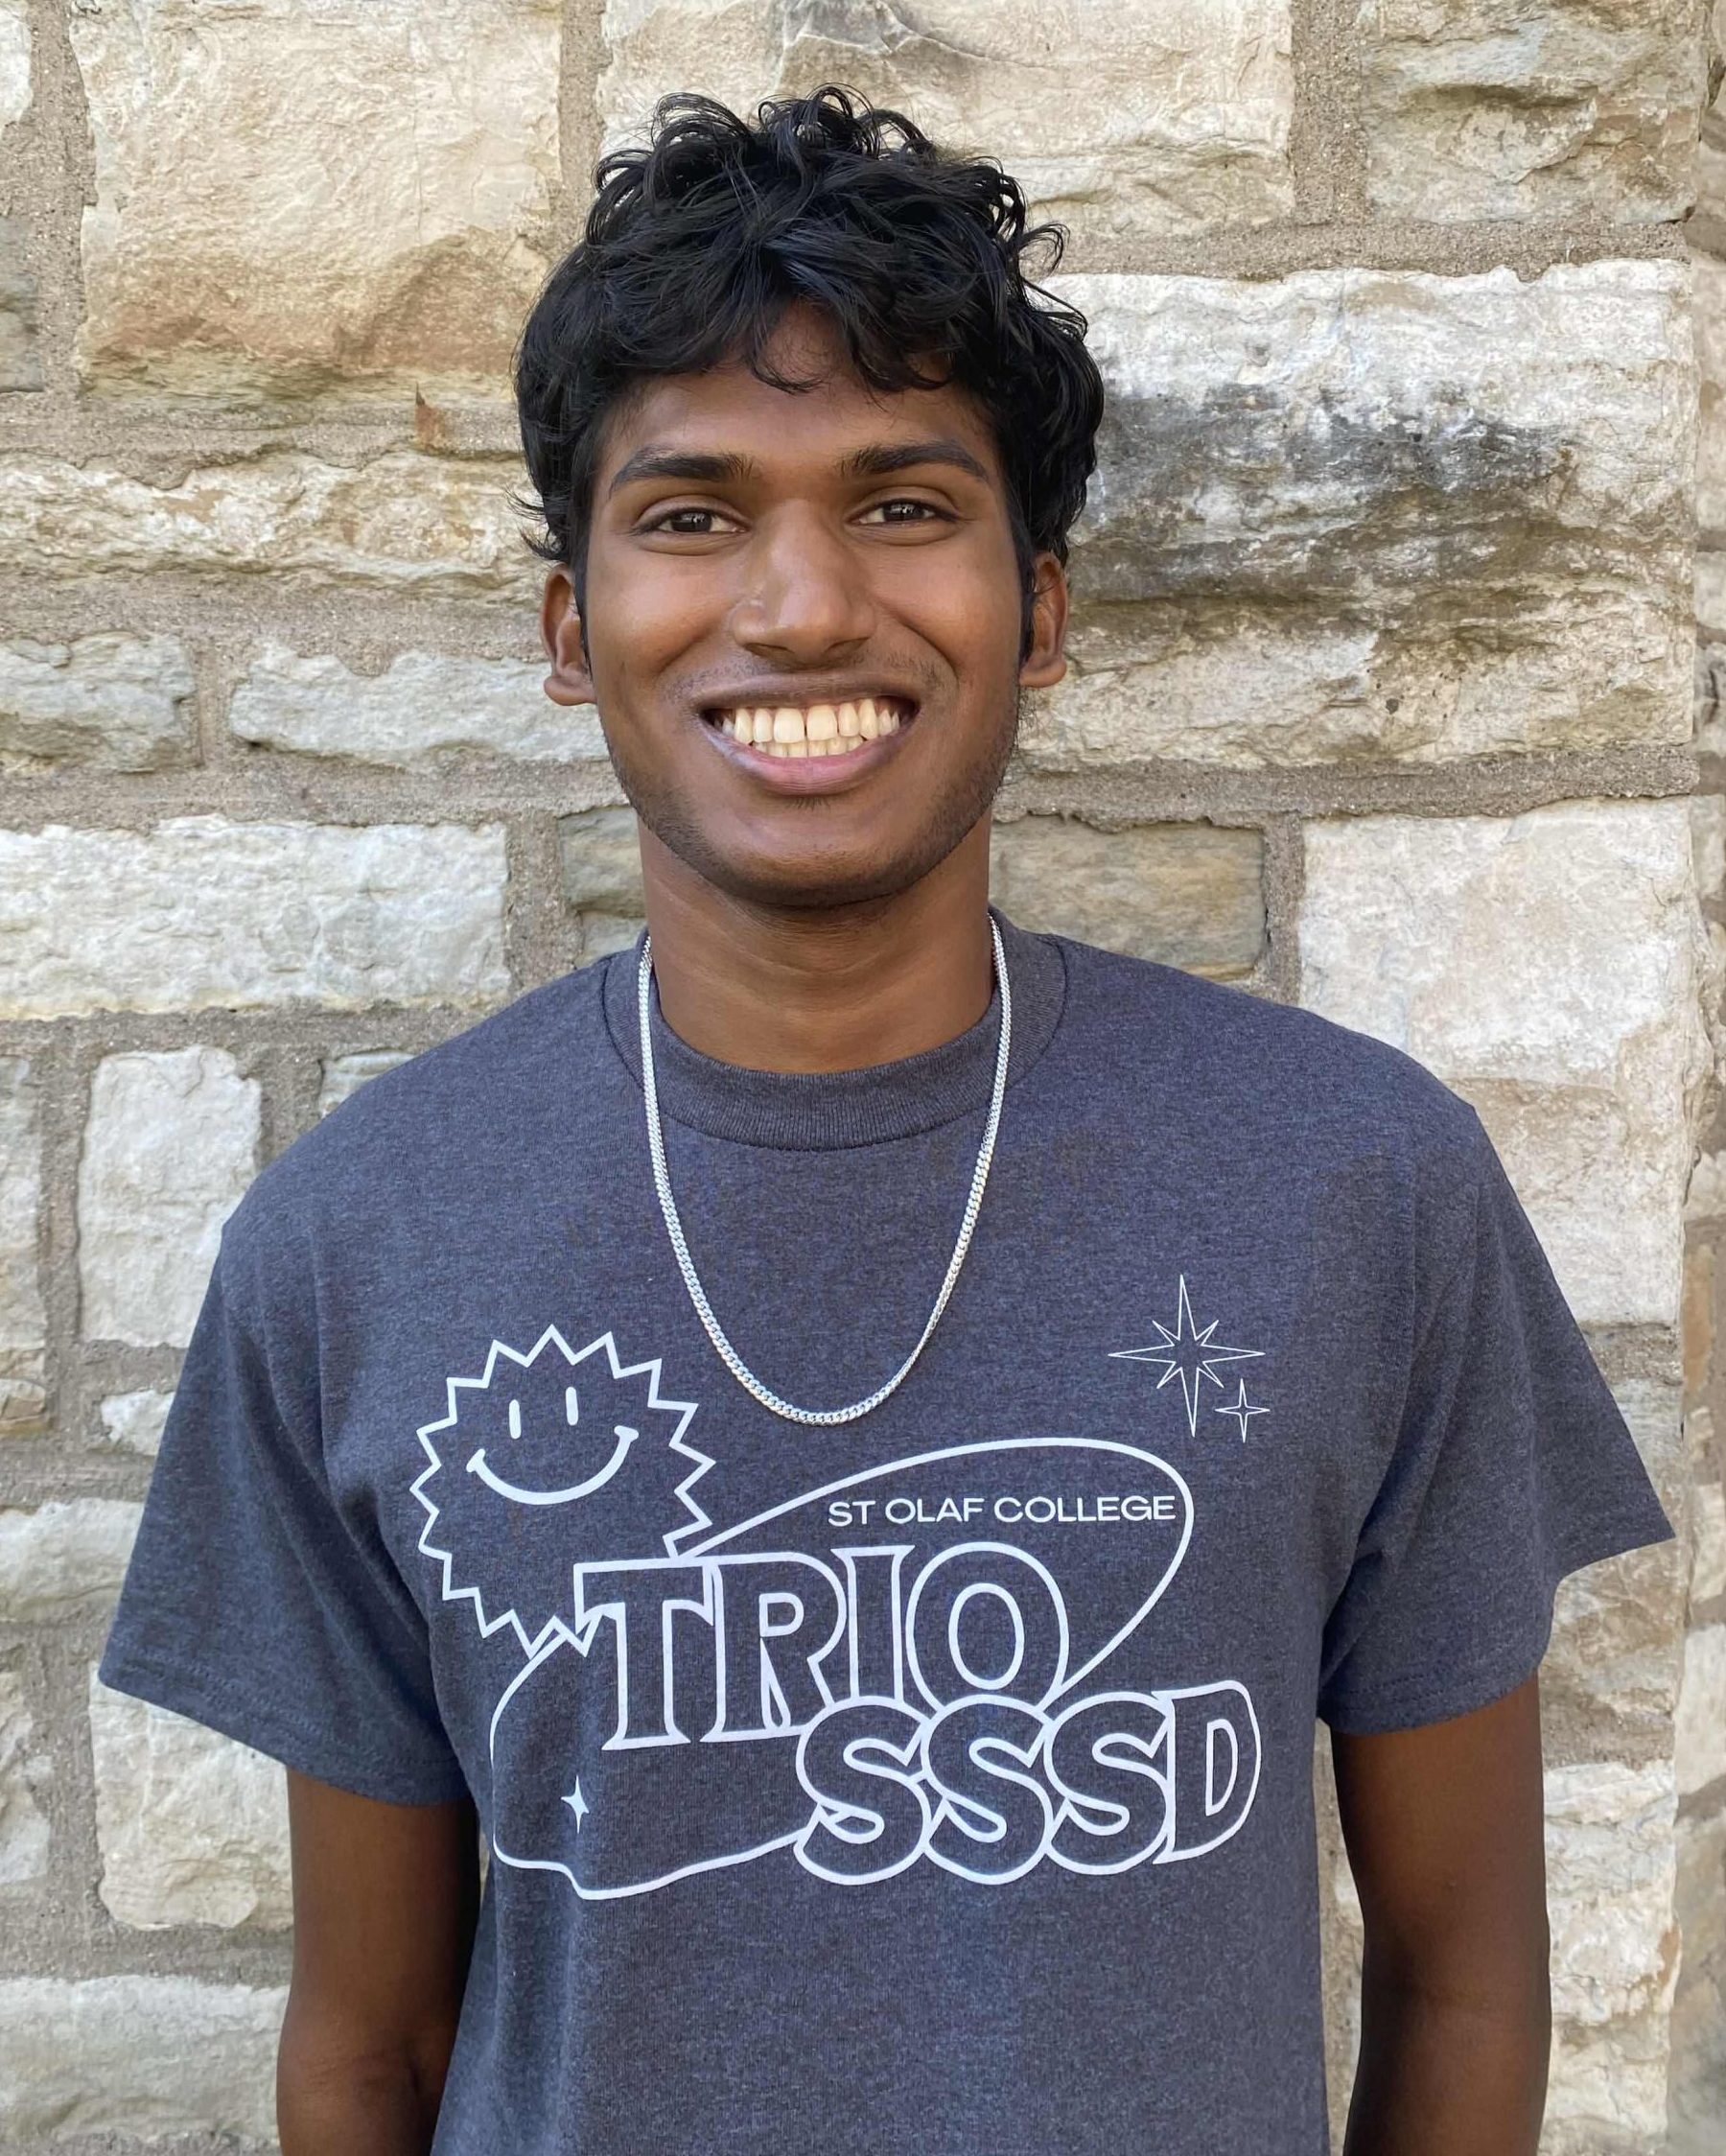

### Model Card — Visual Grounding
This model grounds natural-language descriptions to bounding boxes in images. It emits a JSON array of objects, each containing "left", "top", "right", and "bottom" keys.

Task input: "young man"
[{"left": 101, "top": 89, "right": 1673, "bottom": 2156}]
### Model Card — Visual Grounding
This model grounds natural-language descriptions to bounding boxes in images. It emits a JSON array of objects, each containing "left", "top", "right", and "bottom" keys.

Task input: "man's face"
[{"left": 541, "top": 306, "right": 1068, "bottom": 910}]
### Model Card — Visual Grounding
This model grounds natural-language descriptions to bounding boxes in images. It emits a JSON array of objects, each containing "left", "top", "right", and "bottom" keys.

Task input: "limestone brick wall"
[{"left": 0, "top": 2, "right": 1720, "bottom": 2148}]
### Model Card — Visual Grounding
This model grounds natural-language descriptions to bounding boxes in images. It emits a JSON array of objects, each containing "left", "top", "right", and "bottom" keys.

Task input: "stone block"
[
  {"left": 1699, "top": 257, "right": 1726, "bottom": 536},
  {"left": 598, "top": 0, "right": 1294, "bottom": 249},
  {"left": 0, "top": 1059, "right": 44, "bottom": 1436},
  {"left": 0, "top": 632, "right": 195, "bottom": 771},
  {"left": 559, "top": 807, "right": 646, "bottom": 960},
  {"left": 0, "top": 1500, "right": 140, "bottom": 1623},
  {"left": 1669, "top": 1807, "right": 1726, "bottom": 2153},
  {"left": 1022, "top": 263, "right": 1691, "bottom": 769},
  {"left": 1357, "top": 0, "right": 1703, "bottom": 223},
  {"left": 0, "top": 216, "right": 39, "bottom": 395},
  {"left": 1543, "top": 1758, "right": 1677, "bottom": 2146},
  {"left": 989, "top": 815, "right": 1264, "bottom": 976},
  {"left": 1677, "top": 1626, "right": 1726, "bottom": 1796},
  {"left": 0, "top": 816, "right": 509, "bottom": 1019},
  {"left": 230, "top": 643, "right": 605, "bottom": 767},
  {"left": 1546, "top": 1759, "right": 1678, "bottom": 2025},
  {"left": 0, "top": 1663, "right": 49, "bottom": 1887},
  {"left": 1694, "top": 1480, "right": 1726, "bottom": 1605},
  {"left": 0, "top": 450, "right": 539, "bottom": 596},
  {"left": 320, "top": 1051, "right": 412, "bottom": 1117},
  {"left": 98, "top": 1390, "right": 173, "bottom": 1458},
  {"left": 78, "top": 1048, "right": 258, "bottom": 1348},
  {"left": 0, "top": 1975, "right": 284, "bottom": 2143},
  {"left": 69, "top": 0, "right": 559, "bottom": 402},
  {"left": 0, "top": 0, "right": 28, "bottom": 132},
  {"left": 1298, "top": 801, "right": 1709, "bottom": 1328},
  {"left": 89, "top": 1672, "right": 291, "bottom": 1930}
]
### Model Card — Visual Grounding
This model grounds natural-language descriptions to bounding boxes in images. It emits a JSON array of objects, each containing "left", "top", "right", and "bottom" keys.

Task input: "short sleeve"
[
  {"left": 98, "top": 1239, "right": 469, "bottom": 1806},
  {"left": 1317, "top": 1115, "right": 1675, "bottom": 1735}
]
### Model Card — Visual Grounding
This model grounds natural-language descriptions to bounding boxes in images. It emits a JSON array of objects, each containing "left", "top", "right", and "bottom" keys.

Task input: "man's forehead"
[{"left": 595, "top": 352, "right": 1004, "bottom": 489}]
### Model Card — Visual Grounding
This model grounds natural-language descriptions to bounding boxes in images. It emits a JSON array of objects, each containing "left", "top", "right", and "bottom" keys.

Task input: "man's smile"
[{"left": 703, "top": 692, "right": 911, "bottom": 759}]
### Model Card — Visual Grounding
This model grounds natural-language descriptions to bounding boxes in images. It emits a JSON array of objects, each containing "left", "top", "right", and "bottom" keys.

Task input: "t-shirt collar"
[{"left": 599, "top": 906, "right": 1067, "bottom": 1150}]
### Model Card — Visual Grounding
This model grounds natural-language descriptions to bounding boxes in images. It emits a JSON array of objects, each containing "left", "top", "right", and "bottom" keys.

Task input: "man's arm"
[
  {"left": 1332, "top": 1676, "right": 1551, "bottom": 2155},
  {"left": 278, "top": 1770, "right": 481, "bottom": 2156}
]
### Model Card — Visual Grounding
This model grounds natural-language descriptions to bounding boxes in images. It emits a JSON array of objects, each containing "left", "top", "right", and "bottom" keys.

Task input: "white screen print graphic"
[{"left": 413, "top": 1332, "right": 1261, "bottom": 1899}]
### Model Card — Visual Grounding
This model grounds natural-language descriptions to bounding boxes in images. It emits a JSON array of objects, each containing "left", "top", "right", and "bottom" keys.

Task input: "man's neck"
[{"left": 637, "top": 824, "right": 995, "bottom": 1075}]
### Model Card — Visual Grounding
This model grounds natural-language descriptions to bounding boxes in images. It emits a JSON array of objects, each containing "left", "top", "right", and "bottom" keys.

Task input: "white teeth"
[{"left": 721, "top": 698, "right": 908, "bottom": 758}]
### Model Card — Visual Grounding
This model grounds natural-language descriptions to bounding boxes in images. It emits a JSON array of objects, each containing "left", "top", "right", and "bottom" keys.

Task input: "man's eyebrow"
[
  {"left": 840, "top": 438, "right": 991, "bottom": 483},
  {"left": 605, "top": 447, "right": 761, "bottom": 498}
]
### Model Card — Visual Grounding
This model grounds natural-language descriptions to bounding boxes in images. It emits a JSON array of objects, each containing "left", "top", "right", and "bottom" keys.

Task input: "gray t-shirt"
[{"left": 100, "top": 914, "right": 1671, "bottom": 2155}]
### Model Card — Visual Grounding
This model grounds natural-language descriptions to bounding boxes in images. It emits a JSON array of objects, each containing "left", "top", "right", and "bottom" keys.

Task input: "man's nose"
[{"left": 730, "top": 508, "right": 875, "bottom": 662}]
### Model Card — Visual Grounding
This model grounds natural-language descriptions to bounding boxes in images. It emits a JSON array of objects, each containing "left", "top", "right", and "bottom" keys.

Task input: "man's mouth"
[{"left": 701, "top": 695, "right": 912, "bottom": 761}]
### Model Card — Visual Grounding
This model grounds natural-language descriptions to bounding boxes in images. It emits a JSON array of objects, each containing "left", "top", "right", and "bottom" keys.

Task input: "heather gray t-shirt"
[{"left": 101, "top": 914, "right": 1671, "bottom": 2155}]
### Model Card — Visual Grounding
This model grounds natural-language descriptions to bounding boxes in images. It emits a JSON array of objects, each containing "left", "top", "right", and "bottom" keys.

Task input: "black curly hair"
[{"left": 513, "top": 86, "right": 1104, "bottom": 653}]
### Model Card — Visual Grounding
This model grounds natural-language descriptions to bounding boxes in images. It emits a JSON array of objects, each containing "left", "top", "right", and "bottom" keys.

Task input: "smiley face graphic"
[{"left": 412, "top": 1327, "right": 714, "bottom": 1656}]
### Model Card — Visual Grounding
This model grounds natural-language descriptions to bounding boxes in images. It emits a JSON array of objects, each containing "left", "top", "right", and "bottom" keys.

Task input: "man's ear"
[
  {"left": 541, "top": 565, "right": 595, "bottom": 707},
  {"left": 1017, "top": 553, "right": 1069, "bottom": 691}
]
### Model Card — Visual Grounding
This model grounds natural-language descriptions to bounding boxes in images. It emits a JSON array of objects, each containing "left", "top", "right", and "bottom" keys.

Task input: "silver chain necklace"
[{"left": 637, "top": 918, "right": 1013, "bottom": 1426}]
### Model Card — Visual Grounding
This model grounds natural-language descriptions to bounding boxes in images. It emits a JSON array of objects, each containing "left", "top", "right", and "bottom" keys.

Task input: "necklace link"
[{"left": 638, "top": 919, "right": 1013, "bottom": 1426}]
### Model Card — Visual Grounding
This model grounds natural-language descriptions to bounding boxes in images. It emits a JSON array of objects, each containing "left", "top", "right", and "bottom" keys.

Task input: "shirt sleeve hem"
[
  {"left": 96, "top": 1644, "right": 472, "bottom": 1809},
  {"left": 1318, "top": 1628, "right": 1550, "bottom": 1736}
]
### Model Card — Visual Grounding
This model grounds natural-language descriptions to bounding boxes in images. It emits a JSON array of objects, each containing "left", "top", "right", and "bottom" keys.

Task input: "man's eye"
[
  {"left": 642, "top": 507, "right": 734, "bottom": 536},
  {"left": 860, "top": 499, "right": 947, "bottom": 526}
]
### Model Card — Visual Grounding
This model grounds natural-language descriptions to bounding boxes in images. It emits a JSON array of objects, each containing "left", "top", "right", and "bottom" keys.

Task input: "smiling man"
[{"left": 99, "top": 90, "right": 1673, "bottom": 2156}]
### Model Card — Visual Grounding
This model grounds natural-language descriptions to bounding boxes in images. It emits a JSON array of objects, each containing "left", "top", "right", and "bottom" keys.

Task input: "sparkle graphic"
[
  {"left": 1110, "top": 1276, "right": 1264, "bottom": 1436},
  {"left": 1214, "top": 1378, "right": 1270, "bottom": 1443},
  {"left": 564, "top": 1778, "right": 590, "bottom": 1831}
]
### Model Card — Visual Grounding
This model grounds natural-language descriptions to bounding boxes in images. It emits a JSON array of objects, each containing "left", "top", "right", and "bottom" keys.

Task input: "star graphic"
[
  {"left": 563, "top": 1778, "right": 590, "bottom": 1832},
  {"left": 1110, "top": 1276, "right": 1263, "bottom": 1436},
  {"left": 1214, "top": 1378, "right": 1270, "bottom": 1443}
]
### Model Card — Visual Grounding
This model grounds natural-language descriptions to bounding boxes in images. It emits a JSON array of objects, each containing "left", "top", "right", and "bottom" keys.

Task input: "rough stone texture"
[
  {"left": 68, "top": 0, "right": 560, "bottom": 403},
  {"left": 1357, "top": 0, "right": 1704, "bottom": 223},
  {"left": 1546, "top": 1379, "right": 1689, "bottom": 1756},
  {"left": 1299, "top": 801, "right": 1709, "bottom": 1328},
  {"left": 97, "top": 1390, "right": 173, "bottom": 1458},
  {"left": 1022, "top": 262, "right": 1692, "bottom": 771},
  {"left": 0, "top": 1059, "right": 44, "bottom": 1436},
  {"left": 0, "top": 0, "right": 28, "bottom": 133},
  {"left": 1670, "top": 1811, "right": 1726, "bottom": 2153},
  {"left": 1695, "top": 1478, "right": 1726, "bottom": 1603},
  {"left": 599, "top": 0, "right": 1294, "bottom": 249},
  {"left": 989, "top": 815, "right": 1264, "bottom": 976},
  {"left": 319, "top": 1051, "right": 411, "bottom": 1116},
  {"left": 0, "top": 450, "right": 538, "bottom": 596},
  {"left": 0, "top": 1663, "right": 50, "bottom": 1887},
  {"left": 89, "top": 1674, "right": 292, "bottom": 1931},
  {"left": 1678, "top": 1626, "right": 1726, "bottom": 1796},
  {"left": 1696, "top": 256, "right": 1726, "bottom": 534},
  {"left": 559, "top": 807, "right": 647, "bottom": 960},
  {"left": 78, "top": 1049, "right": 259, "bottom": 1349},
  {"left": 0, "top": 1501, "right": 141, "bottom": 1624},
  {"left": 1543, "top": 1758, "right": 1679, "bottom": 2144},
  {"left": 0, "top": 215, "right": 39, "bottom": 395},
  {"left": 0, "top": 632, "right": 195, "bottom": 772},
  {"left": 0, "top": 817, "right": 509, "bottom": 1019},
  {"left": 230, "top": 643, "right": 606, "bottom": 767},
  {"left": 0, "top": 1975, "right": 285, "bottom": 2143}
]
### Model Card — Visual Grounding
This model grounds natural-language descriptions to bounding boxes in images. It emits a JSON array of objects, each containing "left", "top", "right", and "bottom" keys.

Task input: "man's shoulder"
[
  {"left": 222, "top": 953, "right": 621, "bottom": 1266},
  {"left": 1048, "top": 932, "right": 1485, "bottom": 1169}
]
